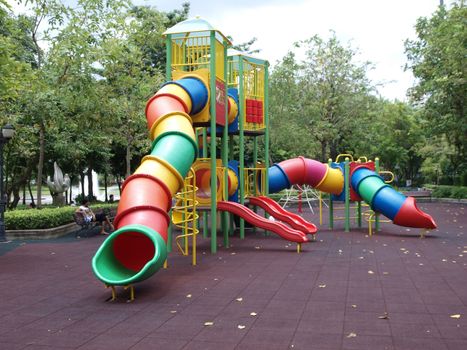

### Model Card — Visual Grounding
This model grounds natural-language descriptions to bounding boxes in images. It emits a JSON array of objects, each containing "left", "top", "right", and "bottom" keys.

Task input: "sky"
[
  {"left": 9, "top": 0, "right": 453, "bottom": 101},
  {"left": 147, "top": 0, "right": 451, "bottom": 101}
]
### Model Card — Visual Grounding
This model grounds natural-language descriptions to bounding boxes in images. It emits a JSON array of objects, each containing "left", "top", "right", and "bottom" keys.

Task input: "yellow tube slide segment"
[{"left": 315, "top": 165, "right": 344, "bottom": 195}]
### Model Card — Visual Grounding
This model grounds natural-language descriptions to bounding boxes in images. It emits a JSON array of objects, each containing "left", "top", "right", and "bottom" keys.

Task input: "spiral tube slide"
[
  {"left": 267, "top": 157, "right": 436, "bottom": 229},
  {"left": 92, "top": 76, "right": 209, "bottom": 286},
  {"left": 351, "top": 167, "right": 436, "bottom": 229},
  {"left": 268, "top": 156, "right": 344, "bottom": 195},
  {"left": 249, "top": 196, "right": 317, "bottom": 235}
]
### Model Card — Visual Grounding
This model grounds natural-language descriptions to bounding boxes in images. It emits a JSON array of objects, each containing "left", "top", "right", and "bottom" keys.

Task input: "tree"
[{"left": 405, "top": 1, "right": 467, "bottom": 184}]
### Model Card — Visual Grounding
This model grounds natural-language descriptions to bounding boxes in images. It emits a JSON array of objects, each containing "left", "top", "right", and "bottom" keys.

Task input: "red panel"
[
  {"left": 349, "top": 162, "right": 375, "bottom": 201},
  {"left": 113, "top": 232, "right": 155, "bottom": 272}
]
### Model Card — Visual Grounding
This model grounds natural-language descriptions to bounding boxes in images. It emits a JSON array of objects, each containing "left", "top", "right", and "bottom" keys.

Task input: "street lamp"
[{"left": 0, "top": 124, "right": 16, "bottom": 242}]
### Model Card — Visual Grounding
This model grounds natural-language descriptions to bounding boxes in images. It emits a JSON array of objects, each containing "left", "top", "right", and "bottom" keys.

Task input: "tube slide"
[
  {"left": 92, "top": 76, "right": 210, "bottom": 286},
  {"left": 351, "top": 167, "right": 436, "bottom": 229},
  {"left": 249, "top": 196, "right": 317, "bottom": 235},
  {"left": 217, "top": 201, "right": 308, "bottom": 243},
  {"left": 267, "top": 157, "right": 436, "bottom": 229}
]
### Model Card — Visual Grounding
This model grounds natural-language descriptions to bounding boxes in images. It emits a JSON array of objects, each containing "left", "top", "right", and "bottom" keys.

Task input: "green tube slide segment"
[
  {"left": 92, "top": 224, "right": 167, "bottom": 285},
  {"left": 357, "top": 174, "right": 389, "bottom": 207},
  {"left": 150, "top": 133, "right": 197, "bottom": 178}
]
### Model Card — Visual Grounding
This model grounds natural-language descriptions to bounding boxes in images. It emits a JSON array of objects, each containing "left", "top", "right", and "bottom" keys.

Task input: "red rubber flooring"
[{"left": 0, "top": 202, "right": 465, "bottom": 349}]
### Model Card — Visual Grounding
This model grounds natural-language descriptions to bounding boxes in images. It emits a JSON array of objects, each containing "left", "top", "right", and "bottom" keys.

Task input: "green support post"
[
  {"left": 209, "top": 31, "right": 217, "bottom": 253},
  {"left": 253, "top": 137, "right": 258, "bottom": 233},
  {"left": 228, "top": 135, "right": 235, "bottom": 236},
  {"left": 328, "top": 158, "right": 334, "bottom": 230},
  {"left": 375, "top": 157, "right": 380, "bottom": 232},
  {"left": 221, "top": 41, "right": 229, "bottom": 248},
  {"left": 264, "top": 63, "right": 270, "bottom": 196},
  {"left": 201, "top": 128, "right": 208, "bottom": 238},
  {"left": 165, "top": 36, "right": 172, "bottom": 80},
  {"left": 344, "top": 158, "right": 350, "bottom": 232},
  {"left": 238, "top": 58, "right": 245, "bottom": 239}
]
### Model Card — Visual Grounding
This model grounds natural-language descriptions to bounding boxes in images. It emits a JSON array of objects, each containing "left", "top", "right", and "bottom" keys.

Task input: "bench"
[
  {"left": 402, "top": 190, "right": 433, "bottom": 202},
  {"left": 73, "top": 211, "right": 99, "bottom": 237}
]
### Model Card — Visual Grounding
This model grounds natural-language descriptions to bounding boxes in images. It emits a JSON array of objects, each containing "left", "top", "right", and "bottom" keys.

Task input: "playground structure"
[{"left": 91, "top": 17, "right": 437, "bottom": 297}]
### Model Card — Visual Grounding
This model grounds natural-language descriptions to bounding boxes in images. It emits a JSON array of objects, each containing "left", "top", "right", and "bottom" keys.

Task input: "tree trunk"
[
  {"left": 87, "top": 167, "right": 93, "bottom": 200},
  {"left": 28, "top": 180, "right": 35, "bottom": 207},
  {"left": 320, "top": 141, "right": 327, "bottom": 162},
  {"left": 22, "top": 185, "right": 26, "bottom": 205},
  {"left": 104, "top": 172, "right": 108, "bottom": 202},
  {"left": 68, "top": 175, "right": 73, "bottom": 204},
  {"left": 80, "top": 172, "right": 85, "bottom": 199},
  {"left": 10, "top": 187, "right": 20, "bottom": 209},
  {"left": 117, "top": 175, "right": 122, "bottom": 195},
  {"left": 36, "top": 122, "right": 45, "bottom": 208},
  {"left": 125, "top": 144, "right": 131, "bottom": 178}
]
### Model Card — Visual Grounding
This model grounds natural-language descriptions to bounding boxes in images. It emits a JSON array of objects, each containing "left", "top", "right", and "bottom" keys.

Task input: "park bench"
[
  {"left": 402, "top": 189, "right": 433, "bottom": 202},
  {"left": 73, "top": 211, "right": 99, "bottom": 237}
]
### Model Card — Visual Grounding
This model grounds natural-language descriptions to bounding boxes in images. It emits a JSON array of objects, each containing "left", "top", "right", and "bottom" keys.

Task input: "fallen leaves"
[
  {"left": 238, "top": 325, "right": 246, "bottom": 330},
  {"left": 318, "top": 284, "right": 326, "bottom": 288},
  {"left": 368, "top": 270, "right": 374, "bottom": 275},
  {"left": 250, "top": 312, "right": 257, "bottom": 316},
  {"left": 346, "top": 332, "right": 357, "bottom": 338},
  {"left": 204, "top": 321, "right": 214, "bottom": 326},
  {"left": 450, "top": 314, "right": 461, "bottom": 319},
  {"left": 378, "top": 312, "right": 389, "bottom": 320},
  {"left": 236, "top": 297, "right": 243, "bottom": 302},
  {"left": 186, "top": 294, "right": 192, "bottom": 298}
]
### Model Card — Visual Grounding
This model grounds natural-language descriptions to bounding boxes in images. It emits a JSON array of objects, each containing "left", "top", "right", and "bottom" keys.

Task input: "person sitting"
[{"left": 76, "top": 199, "right": 114, "bottom": 235}]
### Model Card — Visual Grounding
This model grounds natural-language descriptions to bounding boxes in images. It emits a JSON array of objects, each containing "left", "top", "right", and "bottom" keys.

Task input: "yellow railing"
[
  {"left": 244, "top": 167, "right": 266, "bottom": 197},
  {"left": 171, "top": 35, "right": 225, "bottom": 78},
  {"left": 172, "top": 168, "right": 199, "bottom": 265}
]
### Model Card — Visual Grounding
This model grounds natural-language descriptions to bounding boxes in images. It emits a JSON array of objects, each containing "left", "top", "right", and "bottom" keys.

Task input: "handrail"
[{"left": 335, "top": 153, "right": 354, "bottom": 162}]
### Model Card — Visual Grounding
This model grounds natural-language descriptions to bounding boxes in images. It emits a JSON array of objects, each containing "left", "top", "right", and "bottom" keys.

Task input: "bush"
[
  {"left": 425, "top": 184, "right": 467, "bottom": 199},
  {"left": 5, "top": 203, "right": 118, "bottom": 230}
]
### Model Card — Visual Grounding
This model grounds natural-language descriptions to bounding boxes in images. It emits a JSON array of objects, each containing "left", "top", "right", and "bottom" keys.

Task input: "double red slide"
[
  {"left": 217, "top": 201, "right": 309, "bottom": 243},
  {"left": 249, "top": 196, "right": 317, "bottom": 235}
]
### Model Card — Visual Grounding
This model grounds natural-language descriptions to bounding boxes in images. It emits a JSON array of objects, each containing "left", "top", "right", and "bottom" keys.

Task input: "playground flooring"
[{"left": 0, "top": 202, "right": 466, "bottom": 350}]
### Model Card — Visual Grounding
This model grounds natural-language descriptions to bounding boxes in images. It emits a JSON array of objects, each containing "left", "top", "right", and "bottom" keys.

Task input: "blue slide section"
[{"left": 268, "top": 164, "right": 290, "bottom": 193}]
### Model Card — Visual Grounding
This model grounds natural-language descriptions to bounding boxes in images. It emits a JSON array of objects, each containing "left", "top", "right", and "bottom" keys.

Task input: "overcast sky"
[
  {"left": 145, "top": 0, "right": 452, "bottom": 101},
  {"left": 10, "top": 0, "right": 453, "bottom": 100}
]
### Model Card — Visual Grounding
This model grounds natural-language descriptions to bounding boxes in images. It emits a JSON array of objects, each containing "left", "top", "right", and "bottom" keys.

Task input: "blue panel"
[
  {"left": 331, "top": 162, "right": 346, "bottom": 201},
  {"left": 372, "top": 186, "right": 406, "bottom": 220},
  {"left": 267, "top": 164, "right": 291, "bottom": 194}
]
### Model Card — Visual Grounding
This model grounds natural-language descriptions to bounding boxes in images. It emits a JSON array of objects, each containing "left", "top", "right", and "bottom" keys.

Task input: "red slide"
[
  {"left": 249, "top": 196, "right": 317, "bottom": 235},
  {"left": 217, "top": 201, "right": 309, "bottom": 243}
]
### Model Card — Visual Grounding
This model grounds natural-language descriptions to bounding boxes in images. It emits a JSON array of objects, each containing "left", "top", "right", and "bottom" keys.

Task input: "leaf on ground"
[
  {"left": 450, "top": 314, "right": 461, "bottom": 319},
  {"left": 204, "top": 321, "right": 214, "bottom": 326},
  {"left": 442, "top": 259, "right": 447, "bottom": 262},
  {"left": 236, "top": 297, "right": 243, "bottom": 302},
  {"left": 250, "top": 312, "right": 257, "bottom": 316},
  {"left": 170, "top": 310, "right": 177, "bottom": 314},
  {"left": 254, "top": 246, "right": 261, "bottom": 250},
  {"left": 346, "top": 332, "right": 357, "bottom": 338},
  {"left": 230, "top": 252, "right": 236, "bottom": 255},
  {"left": 383, "top": 272, "right": 389, "bottom": 275},
  {"left": 318, "top": 284, "right": 326, "bottom": 288},
  {"left": 186, "top": 294, "right": 192, "bottom": 298},
  {"left": 368, "top": 270, "right": 374, "bottom": 274},
  {"left": 378, "top": 312, "right": 389, "bottom": 319},
  {"left": 238, "top": 325, "right": 246, "bottom": 329},
  {"left": 351, "top": 304, "right": 357, "bottom": 308}
]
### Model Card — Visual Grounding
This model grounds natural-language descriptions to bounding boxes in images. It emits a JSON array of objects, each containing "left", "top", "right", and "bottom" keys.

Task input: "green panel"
[
  {"left": 358, "top": 175, "right": 387, "bottom": 206},
  {"left": 151, "top": 134, "right": 196, "bottom": 177},
  {"left": 92, "top": 224, "right": 167, "bottom": 285}
]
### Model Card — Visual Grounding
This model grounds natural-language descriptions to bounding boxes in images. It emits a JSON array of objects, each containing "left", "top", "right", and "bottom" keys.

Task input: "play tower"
[{"left": 91, "top": 18, "right": 435, "bottom": 299}]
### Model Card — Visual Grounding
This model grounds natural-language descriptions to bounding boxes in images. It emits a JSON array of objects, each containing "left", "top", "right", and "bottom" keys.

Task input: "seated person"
[{"left": 77, "top": 199, "right": 114, "bottom": 235}]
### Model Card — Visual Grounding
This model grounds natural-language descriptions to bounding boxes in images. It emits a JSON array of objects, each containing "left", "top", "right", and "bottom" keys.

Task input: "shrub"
[
  {"left": 5, "top": 203, "right": 118, "bottom": 230},
  {"left": 426, "top": 184, "right": 467, "bottom": 199}
]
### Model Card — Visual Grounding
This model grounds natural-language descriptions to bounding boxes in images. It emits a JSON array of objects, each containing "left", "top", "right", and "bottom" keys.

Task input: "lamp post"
[{"left": 0, "top": 124, "right": 16, "bottom": 242}]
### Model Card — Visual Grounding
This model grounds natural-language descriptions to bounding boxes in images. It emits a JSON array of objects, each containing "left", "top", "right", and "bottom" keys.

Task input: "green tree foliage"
[{"left": 405, "top": 1, "right": 467, "bottom": 184}]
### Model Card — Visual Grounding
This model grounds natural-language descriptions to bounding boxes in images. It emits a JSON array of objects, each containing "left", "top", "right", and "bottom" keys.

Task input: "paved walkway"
[{"left": 0, "top": 202, "right": 465, "bottom": 349}]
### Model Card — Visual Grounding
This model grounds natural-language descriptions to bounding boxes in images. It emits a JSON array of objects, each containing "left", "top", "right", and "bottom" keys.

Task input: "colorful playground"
[{"left": 1, "top": 16, "right": 466, "bottom": 350}]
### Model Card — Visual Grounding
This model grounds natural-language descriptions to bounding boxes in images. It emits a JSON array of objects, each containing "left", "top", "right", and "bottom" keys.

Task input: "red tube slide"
[
  {"left": 249, "top": 196, "right": 317, "bottom": 235},
  {"left": 217, "top": 201, "right": 308, "bottom": 243}
]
